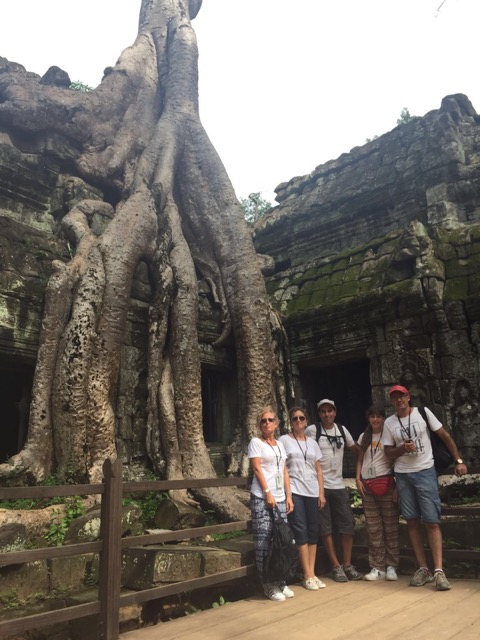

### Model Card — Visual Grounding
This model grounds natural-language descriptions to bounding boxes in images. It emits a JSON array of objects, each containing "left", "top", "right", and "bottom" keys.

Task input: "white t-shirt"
[
  {"left": 383, "top": 407, "right": 442, "bottom": 473},
  {"left": 278, "top": 434, "right": 323, "bottom": 498},
  {"left": 248, "top": 437, "right": 287, "bottom": 500},
  {"left": 305, "top": 423, "right": 355, "bottom": 489},
  {"left": 358, "top": 430, "right": 394, "bottom": 479}
]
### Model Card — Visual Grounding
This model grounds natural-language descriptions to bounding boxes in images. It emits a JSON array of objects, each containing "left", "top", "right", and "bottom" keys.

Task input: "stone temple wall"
[
  {"left": 254, "top": 94, "right": 480, "bottom": 464},
  {"left": 1, "top": 92, "right": 480, "bottom": 467}
]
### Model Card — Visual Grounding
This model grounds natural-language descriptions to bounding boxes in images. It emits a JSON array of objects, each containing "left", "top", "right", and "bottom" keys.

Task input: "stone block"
[
  {"left": 121, "top": 544, "right": 242, "bottom": 590},
  {"left": 0, "top": 560, "right": 49, "bottom": 603},
  {"left": 49, "top": 556, "right": 87, "bottom": 593}
]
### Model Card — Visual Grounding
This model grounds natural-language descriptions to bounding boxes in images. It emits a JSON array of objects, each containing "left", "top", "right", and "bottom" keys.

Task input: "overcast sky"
[{"left": 2, "top": 0, "right": 479, "bottom": 202}]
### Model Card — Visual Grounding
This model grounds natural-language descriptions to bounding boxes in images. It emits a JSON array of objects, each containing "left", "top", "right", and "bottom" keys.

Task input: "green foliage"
[
  {"left": 44, "top": 495, "right": 86, "bottom": 546},
  {"left": 123, "top": 490, "right": 169, "bottom": 527},
  {"left": 70, "top": 80, "right": 93, "bottom": 92},
  {"left": 365, "top": 134, "right": 378, "bottom": 143},
  {"left": 350, "top": 488, "right": 363, "bottom": 508},
  {"left": 397, "top": 107, "right": 413, "bottom": 126},
  {"left": 240, "top": 192, "right": 272, "bottom": 225},
  {"left": 211, "top": 529, "right": 247, "bottom": 541},
  {"left": 212, "top": 595, "right": 230, "bottom": 608},
  {"left": 0, "top": 475, "right": 67, "bottom": 511}
]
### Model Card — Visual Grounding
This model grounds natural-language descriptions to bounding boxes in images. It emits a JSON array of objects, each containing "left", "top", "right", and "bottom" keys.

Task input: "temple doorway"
[
  {"left": 298, "top": 358, "right": 371, "bottom": 441},
  {"left": 0, "top": 364, "right": 33, "bottom": 463}
]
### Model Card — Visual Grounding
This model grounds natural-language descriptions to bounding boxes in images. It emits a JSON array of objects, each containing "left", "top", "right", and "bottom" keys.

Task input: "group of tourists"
[{"left": 248, "top": 385, "right": 468, "bottom": 601}]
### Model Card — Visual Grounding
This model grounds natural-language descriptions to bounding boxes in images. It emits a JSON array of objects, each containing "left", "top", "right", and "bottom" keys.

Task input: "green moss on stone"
[
  {"left": 286, "top": 295, "right": 311, "bottom": 315},
  {"left": 445, "top": 254, "right": 480, "bottom": 278},
  {"left": 339, "top": 280, "right": 360, "bottom": 298},
  {"left": 344, "top": 263, "right": 362, "bottom": 281},
  {"left": 309, "top": 289, "right": 326, "bottom": 308},
  {"left": 299, "top": 280, "right": 316, "bottom": 296},
  {"left": 444, "top": 277, "right": 469, "bottom": 301}
]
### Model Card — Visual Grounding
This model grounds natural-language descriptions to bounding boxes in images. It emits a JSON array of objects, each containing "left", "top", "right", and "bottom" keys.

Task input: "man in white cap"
[
  {"left": 306, "top": 399, "right": 362, "bottom": 582},
  {"left": 384, "top": 384, "right": 468, "bottom": 591}
]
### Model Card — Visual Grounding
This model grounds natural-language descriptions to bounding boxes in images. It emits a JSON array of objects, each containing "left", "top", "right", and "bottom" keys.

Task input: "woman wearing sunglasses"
[
  {"left": 279, "top": 407, "right": 326, "bottom": 590},
  {"left": 248, "top": 406, "right": 294, "bottom": 601}
]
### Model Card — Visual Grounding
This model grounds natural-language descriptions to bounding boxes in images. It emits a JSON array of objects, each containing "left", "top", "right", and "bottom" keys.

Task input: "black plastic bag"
[{"left": 263, "top": 506, "right": 298, "bottom": 583}]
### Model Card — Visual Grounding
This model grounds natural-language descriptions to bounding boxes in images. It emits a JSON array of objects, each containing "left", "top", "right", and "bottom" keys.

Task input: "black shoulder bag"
[
  {"left": 417, "top": 406, "right": 454, "bottom": 472},
  {"left": 263, "top": 506, "right": 298, "bottom": 583}
]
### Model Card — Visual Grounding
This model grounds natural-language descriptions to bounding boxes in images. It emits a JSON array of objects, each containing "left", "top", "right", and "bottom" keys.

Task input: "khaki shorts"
[{"left": 318, "top": 487, "right": 355, "bottom": 536}]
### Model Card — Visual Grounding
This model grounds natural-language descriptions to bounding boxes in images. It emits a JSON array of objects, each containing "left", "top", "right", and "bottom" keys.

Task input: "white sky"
[{"left": 1, "top": 0, "right": 479, "bottom": 202}]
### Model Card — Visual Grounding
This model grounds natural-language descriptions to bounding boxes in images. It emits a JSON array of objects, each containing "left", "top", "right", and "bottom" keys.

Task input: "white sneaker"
[
  {"left": 282, "top": 585, "right": 295, "bottom": 598},
  {"left": 314, "top": 576, "right": 326, "bottom": 589},
  {"left": 264, "top": 584, "right": 286, "bottom": 601},
  {"left": 303, "top": 577, "right": 319, "bottom": 590},
  {"left": 386, "top": 566, "right": 398, "bottom": 581},
  {"left": 364, "top": 568, "right": 386, "bottom": 581}
]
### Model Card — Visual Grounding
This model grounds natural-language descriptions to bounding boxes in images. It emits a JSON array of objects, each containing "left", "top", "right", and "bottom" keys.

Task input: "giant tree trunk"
[{"left": 0, "top": 0, "right": 287, "bottom": 520}]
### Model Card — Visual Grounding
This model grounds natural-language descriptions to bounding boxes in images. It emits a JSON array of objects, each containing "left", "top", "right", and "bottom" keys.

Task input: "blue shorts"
[
  {"left": 288, "top": 494, "right": 319, "bottom": 545},
  {"left": 394, "top": 466, "right": 441, "bottom": 523}
]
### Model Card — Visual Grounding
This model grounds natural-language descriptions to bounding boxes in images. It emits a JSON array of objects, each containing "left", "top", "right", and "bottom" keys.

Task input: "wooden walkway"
[{"left": 120, "top": 577, "right": 480, "bottom": 640}]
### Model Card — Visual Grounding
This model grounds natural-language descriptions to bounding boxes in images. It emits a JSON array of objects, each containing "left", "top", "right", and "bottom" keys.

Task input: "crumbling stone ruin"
[
  {"left": 1, "top": 90, "right": 479, "bottom": 470},
  {"left": 254, "top": 94, "right": 480, "bottom": 464}
]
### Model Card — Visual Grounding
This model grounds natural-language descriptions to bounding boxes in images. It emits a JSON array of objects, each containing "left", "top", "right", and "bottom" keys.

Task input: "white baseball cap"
[{"left": 317, "top": 398, "right": 336, "bottom": 409}]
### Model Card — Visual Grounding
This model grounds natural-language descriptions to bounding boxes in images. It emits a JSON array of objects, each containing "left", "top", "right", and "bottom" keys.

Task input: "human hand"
[
  {"left": 318, "top": 493, "right": 326, "bottom": 509},
  {"left": 286, "top": 496, "right": 294, "bottom": 513},
  {"left": 455, "top": 462, "right": 468, "bottom": 477},
  {"left": 355, "top": 477, "right": 366, "bottom": 498}
]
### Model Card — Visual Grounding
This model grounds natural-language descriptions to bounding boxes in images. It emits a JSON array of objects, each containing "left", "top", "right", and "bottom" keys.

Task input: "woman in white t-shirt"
[
  {"left": 248, "top": 406, "right": 294, "bottom": 601},
  {"left": 356, "top": 406, "right": 399, "bottom": 582},
  {"left": 279, "top": 407, "right": 326, "bottom": 591}
]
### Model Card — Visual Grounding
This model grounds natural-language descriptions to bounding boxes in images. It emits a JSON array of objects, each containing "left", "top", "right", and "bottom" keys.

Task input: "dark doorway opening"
[
  {"left": 0, "top": 365, "right": 34, "bottom": 463},
  {"left": 298, "top": 358, "right": 371, "bottom": 441},
  {"left": 201, "top": 366, "right": 238, "bottom": 445}
]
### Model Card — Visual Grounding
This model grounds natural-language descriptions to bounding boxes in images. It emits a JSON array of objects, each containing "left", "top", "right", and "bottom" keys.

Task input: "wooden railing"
[
  {"left": 1, "top": 462, "right": 479, "bottom": 638},
  {"left": 0, "top": 459, "right": 254, "bottom": 640}
]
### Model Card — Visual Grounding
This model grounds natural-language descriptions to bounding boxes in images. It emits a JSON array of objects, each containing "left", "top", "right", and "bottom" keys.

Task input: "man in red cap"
[{"left": 383, "top": 385, "right": 467, "bottom": 591}]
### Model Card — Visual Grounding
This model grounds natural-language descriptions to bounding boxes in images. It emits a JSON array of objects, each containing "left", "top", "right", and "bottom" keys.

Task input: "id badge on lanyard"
[
  {"left": 367, "top": 465, "right": 377, "bottom": 478},
  {"left": 275, "top": 473, "right": 284, "bottom": 491}
]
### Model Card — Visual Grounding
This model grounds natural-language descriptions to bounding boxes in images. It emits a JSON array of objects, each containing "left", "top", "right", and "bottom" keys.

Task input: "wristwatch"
[
  {"left": 263, "top": 488, "right": 270, "bottom": 495},
  {"left": 455, "top": 458, "right": 464, "bottom": 465}
]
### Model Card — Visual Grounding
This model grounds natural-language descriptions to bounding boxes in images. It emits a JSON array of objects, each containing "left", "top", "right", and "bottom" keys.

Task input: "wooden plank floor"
[{"left": 120, "top": 577, "right": 480, "bottom": 640}]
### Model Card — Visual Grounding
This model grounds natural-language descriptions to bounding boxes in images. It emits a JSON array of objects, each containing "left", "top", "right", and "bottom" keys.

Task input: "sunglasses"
[
  {"left": 291, "top": 416, "right": 306, "bottom": 422},
  {"left": 260, "top": 417, "right": 276, "bottom": 424}
]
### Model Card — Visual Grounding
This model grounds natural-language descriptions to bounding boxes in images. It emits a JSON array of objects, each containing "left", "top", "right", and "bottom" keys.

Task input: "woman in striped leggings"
[{"left": 356, "top": 406, "right": 400, "bottom": 581}]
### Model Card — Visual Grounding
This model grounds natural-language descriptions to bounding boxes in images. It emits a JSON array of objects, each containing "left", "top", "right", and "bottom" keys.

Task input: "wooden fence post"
[{"left": 98, "top": 458, "right": 123, "bottom": 640}]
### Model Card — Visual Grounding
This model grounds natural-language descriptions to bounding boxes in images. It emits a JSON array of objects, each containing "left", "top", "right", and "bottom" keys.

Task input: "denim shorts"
[
  {"left": 318, "top": 488, "right": 355, "bottom": 536},
  {"left": 288, "top": 494, "right": 319, "bottom": 545},
  {"left": 394, "top": 466, "right": 441, "bottom": 523}
]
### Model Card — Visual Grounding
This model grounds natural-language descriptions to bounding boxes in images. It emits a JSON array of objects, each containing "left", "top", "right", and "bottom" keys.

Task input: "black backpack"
[
  {"left": 315, "top": 422, "right": 347, "bottom": 447},
  {"left": 417, "top": 406, "right": 454, "bottom": 471},
  {"left": 263, "top": 507, "right": 298, "bottom": 583}
]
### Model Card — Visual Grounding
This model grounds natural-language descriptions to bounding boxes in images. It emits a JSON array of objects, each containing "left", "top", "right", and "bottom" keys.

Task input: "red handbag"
[{"left": 362, "top": 474, "right": 395, "bottom": 496}]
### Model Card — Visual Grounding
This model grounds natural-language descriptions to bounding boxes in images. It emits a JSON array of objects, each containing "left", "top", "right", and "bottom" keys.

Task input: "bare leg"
[
  {"left": 341, "top": 533, "right": 354, "bottom": 567},
  {"left": 322, "top": 534, "right": 341, "bottom": 568},
  {"left": 297, "top": 543, "right": 314, "bottom": 579},
  {"left": 425, "top": 523, "right": 443, "bottom": 570},
  {"left": 406, "top": 518, "right": 428, "bottom": 567},
  {"left": 308, "top": 544, "right": 317, "bottom": 577}
]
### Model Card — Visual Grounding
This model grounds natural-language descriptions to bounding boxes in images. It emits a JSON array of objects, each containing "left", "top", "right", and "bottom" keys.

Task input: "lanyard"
[
  {"left": 320, "top": 425, "right": 339, "bottom": 453},
  {"left": 397, "top": 412, "right": 417, "bottom": 441},
  {"left": 293, "top": 433, "right": 308, "bottom": 465},
  {"left": 370, "top": 427, "right": 383, "bottom": 461},
  {"left": 264, "top": 439, "right": 282, "bottom": 472}
]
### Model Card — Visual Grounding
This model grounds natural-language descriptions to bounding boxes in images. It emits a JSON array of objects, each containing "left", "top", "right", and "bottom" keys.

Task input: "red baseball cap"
[{"left": 389, "top": 385, "right": 408, "bottom": 395}]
